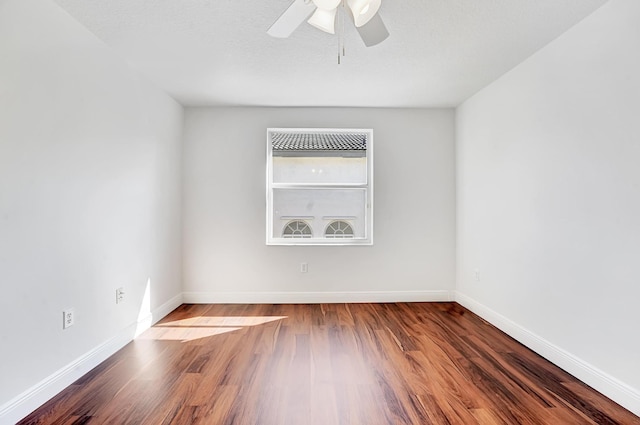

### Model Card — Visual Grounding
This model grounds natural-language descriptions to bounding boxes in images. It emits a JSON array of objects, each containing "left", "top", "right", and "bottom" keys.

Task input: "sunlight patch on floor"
[
  {"left": 136, "top": 315, "right": 288, "bottom": 342},
  {"left": 156, "top": 316, "right": 288, "bottom": 328},
  {"left": 137, "top": 326, "right": 243, "bottom": 341}
]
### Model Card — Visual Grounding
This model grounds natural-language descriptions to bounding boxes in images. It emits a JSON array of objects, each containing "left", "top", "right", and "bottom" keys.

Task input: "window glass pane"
[
  {"left": 272, "top": 156, "right": 367, "bottom": 184},
  {"left": 272, "top": 188, "right": 367, "bottom": 239}
]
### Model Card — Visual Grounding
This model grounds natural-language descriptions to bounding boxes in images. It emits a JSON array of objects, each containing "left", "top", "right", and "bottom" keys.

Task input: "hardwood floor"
[{"left": 19, "top": 303, "right": 640, "bottom": 424}]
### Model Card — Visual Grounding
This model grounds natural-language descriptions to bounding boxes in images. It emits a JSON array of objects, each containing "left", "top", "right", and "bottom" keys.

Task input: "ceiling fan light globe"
[
  {"left": 307, "top": 7, "right": 337, "bottom": 34},
  {"left": 347, "top": 0, "right": 381, "bottom": 27},
  {"left": 311, "top": 0, "right": 341, "bottom": 9}
]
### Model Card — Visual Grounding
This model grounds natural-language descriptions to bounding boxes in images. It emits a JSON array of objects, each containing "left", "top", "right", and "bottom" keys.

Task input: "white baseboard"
[
  {"left": 455, "top": 291, "right": 640, "bottom": 417},
  {"left": 182, "top": 290, "right": 454, "bottom": 304},
  {"left": 0, "top": 293, "right": 183, "bottom": 425}
]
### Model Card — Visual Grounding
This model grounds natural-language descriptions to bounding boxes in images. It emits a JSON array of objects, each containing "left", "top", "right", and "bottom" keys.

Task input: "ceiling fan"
[{"left": 268, "top": 0, "right": 389, "bottom": 47}]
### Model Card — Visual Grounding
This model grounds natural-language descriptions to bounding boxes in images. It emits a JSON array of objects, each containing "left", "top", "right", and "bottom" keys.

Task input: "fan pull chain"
[
  {"left": 342, "top": 0, "right": 346, "bottom": 57},
  {"left": 337, "top": 2, "right": 342, "bottom": 64},
  {"left": 337, "top": 0, "right": 346, "bottom": 64}
]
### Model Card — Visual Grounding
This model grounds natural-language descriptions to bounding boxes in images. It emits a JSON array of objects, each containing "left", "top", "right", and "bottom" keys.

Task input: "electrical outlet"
[
  {"left": 116, "top": 287, "right": 125, "bottom": 304},
  {"left": 300, "top": 262, "right": 308, "bottom": 273},
  {"left": 63, "top": 309, "right": 74, "bottom": 329}
]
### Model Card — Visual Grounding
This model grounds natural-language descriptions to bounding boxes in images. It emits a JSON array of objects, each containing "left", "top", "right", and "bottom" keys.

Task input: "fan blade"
[
  {"left": 268, "top": 0, "right": 317, "bottom": 38},
  {"left": 356, "top": 13, "right": 389, "bottom": 47}
]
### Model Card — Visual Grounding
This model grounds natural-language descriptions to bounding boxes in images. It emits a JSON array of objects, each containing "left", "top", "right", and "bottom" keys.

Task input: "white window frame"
[{"left": 266, "top": 128, "right": 373, "bottom": 246}]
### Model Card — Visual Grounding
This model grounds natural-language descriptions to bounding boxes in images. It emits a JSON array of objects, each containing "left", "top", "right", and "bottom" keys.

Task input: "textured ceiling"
[{"left": 53, "top": 0, "right": 608, "bottom": 107}]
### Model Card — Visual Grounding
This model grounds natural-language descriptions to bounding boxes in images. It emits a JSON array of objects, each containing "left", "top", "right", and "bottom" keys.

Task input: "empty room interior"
[{"left": 1, "top": 0, "right": 640, "bottom": 423}]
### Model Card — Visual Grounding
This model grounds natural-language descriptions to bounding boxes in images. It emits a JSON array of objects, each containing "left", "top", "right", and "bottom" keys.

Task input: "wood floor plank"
[{"left": 17, "top": 302, "right": 640, "bottom": 425}]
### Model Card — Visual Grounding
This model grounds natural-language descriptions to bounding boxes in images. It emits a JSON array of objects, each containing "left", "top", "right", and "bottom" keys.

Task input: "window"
[
  {"left": 325, "top": 220, "right": 354, "bottom": 238},
  {"left": 282, "top": 220, "right": 313, "bottom": 238},
  {"left": 267, "top": 128, "right": 373, "bottom": 245}
]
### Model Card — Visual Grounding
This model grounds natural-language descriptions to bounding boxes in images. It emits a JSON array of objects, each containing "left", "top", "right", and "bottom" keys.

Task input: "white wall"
[
  {"left": 183, "top": 107, "right": 455, "bottom": 302},
  {"left": 456, "top": 0, "right": 640, "bottom": 414},
  {"left": 0, "top": 0, "right": 183, "bottom": 421}
]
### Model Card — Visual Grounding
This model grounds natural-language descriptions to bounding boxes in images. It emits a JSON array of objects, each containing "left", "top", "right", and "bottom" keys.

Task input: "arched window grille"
[
  {"left": 282, "top": 220, "right": 313, "bottom": 238},
  {"left": 324, "top": 220, "right": 354, "bottom": 238}
]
